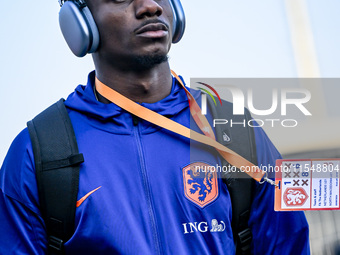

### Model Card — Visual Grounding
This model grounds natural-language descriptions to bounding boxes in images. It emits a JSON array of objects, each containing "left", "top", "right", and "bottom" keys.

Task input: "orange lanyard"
[{"left": 95, "top": 71, "right": 271, "bottom": 184}]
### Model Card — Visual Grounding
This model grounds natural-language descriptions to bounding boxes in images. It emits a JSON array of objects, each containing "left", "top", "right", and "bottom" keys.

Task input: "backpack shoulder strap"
[
  {"left": 208, "top": 96, "right": 257, "bottom": 255},
  {"left": 27, "top": 99, "right": 84, "bottom": 255}
]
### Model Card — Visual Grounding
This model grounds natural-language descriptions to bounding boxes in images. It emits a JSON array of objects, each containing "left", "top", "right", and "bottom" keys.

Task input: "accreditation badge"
[{"left": 274, "top": 159, "right": 340, "bottom": 211}]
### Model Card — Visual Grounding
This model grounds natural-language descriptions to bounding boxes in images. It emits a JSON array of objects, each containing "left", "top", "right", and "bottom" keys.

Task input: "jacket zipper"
[{"left": 133, "top": 116, "right": 162, "bottom": 255}]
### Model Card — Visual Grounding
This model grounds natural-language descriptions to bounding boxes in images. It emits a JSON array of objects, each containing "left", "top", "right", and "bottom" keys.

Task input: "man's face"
[{"left": 87, "top": 0, "right": 174, "bottom": 67}]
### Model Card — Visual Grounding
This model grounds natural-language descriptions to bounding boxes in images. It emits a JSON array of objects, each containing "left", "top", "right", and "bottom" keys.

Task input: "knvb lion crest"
[
  {"left": 283, "top": 188, "right": 308, "bottom": 207},
  {"left": 183, "top": 162, "right": 219, "bottom": 208}
]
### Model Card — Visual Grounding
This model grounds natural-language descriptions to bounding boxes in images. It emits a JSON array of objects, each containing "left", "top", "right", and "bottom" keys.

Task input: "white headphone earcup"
[{"left": 59, "top": 1, "right": 99, "bottom": 57}]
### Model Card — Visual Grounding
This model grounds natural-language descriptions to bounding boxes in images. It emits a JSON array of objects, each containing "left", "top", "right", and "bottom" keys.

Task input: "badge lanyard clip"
[{"left": 259, "top": 172, "right": 279, "bottom": 187}]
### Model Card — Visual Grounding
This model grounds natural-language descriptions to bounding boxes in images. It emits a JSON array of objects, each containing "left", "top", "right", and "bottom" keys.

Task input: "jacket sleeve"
[
  {"left": 249, "top": 127, "right": 310, "bottom": 255},
  {"left": 0, "top": 128, "right": 47, "bottom": 254}
]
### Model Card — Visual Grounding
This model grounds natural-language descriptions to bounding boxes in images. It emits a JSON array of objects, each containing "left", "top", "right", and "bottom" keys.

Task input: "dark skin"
[{"left": 86, "top": 0, "right": 175, "bottom": 104}]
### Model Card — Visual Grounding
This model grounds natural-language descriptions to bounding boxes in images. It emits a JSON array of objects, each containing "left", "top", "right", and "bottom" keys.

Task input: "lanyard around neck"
[{"left": 95, "top": 71, "right": 274, "bottom": 184}]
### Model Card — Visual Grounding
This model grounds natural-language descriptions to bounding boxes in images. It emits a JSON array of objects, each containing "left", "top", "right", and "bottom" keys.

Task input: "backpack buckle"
[
  {"left": 48, "top": 236, "right": 64, "bottom": 253},
  {"left": 238, "top": 228, "right": 252, "bottom": 252}
]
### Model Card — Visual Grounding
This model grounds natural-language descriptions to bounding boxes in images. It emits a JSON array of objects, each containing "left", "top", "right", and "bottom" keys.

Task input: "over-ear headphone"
[{"left": 58, "top": 0, "right": 186, "bottom": 57}]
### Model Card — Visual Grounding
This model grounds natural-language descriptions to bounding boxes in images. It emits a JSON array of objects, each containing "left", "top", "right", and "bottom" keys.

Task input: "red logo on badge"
[
  {"left": 183, "top": 162, "right": 219, "bottom": 208},
  {"left": 283, "top": 188, "right": 308, "bottom": 207}
]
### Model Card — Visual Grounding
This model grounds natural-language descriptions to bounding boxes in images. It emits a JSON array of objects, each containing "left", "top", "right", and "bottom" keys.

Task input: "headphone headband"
[
  {"left": 58, "top": 0, "right": 86, "bottom": 7},
  {"left": 58, "top": 0, "right": 65, "bottom": 7}
]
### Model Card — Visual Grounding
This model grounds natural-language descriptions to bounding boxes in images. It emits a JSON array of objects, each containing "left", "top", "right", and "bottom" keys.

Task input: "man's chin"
[{"left": 133, "top": 54, "right": 169, "bottom": 69}]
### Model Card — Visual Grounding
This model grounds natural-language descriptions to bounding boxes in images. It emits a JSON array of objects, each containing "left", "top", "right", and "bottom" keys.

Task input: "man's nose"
[{"left": 135, "top": 0, "right": 163, "bottom": 18}]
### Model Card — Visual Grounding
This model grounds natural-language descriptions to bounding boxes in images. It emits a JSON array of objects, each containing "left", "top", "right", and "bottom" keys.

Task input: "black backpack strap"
[
  {"left": 208, "top": 97, "right": 257, "bottom": 255},
  {"left": 27, "top": 99, "right": 84, "bottom": 255}
]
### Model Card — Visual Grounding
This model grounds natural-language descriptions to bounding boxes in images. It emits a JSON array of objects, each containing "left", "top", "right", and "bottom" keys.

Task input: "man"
[{"left": 0, "top": 0, "right": 309, "bottom": 254}]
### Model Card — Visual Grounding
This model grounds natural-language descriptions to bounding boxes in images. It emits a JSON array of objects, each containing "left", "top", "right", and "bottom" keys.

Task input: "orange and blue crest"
[{"left": 183, "top": 162, "right": 219, "bottom": 208}]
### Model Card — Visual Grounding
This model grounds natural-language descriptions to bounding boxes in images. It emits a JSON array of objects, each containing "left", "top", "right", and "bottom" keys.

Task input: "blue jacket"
[{"left": 0, "top": 72, "right": 309, "bottom": 254}]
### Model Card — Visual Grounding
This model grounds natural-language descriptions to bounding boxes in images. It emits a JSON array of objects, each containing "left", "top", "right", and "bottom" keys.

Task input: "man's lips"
[{"left": 135, "top": 22, "right": 169, "bottom": 38}]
